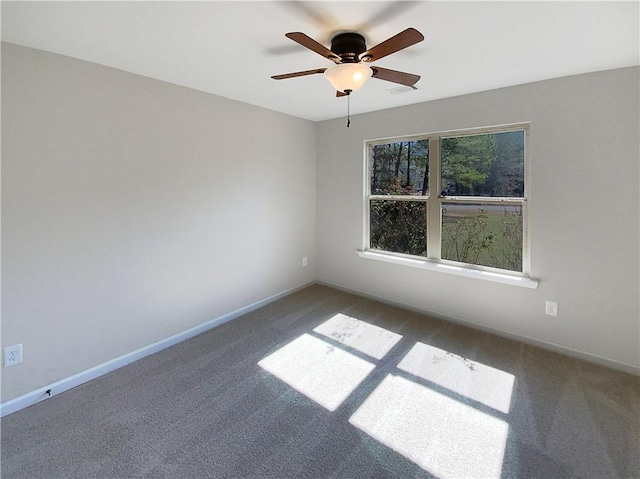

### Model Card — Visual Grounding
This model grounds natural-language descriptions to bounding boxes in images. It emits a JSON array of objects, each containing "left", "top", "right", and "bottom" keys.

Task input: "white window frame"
[{"left": 361, "top": 123, "right": 537, "bottom": 288}]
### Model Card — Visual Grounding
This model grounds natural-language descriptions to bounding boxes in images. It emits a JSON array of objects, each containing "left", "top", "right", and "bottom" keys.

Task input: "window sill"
[{"left": 357, "top": 250, "right": 539, "bottom": 289}]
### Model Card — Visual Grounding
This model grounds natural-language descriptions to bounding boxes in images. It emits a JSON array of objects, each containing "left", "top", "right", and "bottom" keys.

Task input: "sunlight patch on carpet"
[
  {"left": 397, "top": 342, "right": 515, "bottom": 413},
  {"left": 349, "top": 374, "right": 509, "bottom": 479},
  {"left": 313, "top": 313, "right": 402, "bottom": 360},
  {"left": 258, "top": 333, "right": 375, "bottom": 412}
]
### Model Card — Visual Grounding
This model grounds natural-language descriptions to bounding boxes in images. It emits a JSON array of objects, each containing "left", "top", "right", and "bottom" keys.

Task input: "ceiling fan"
[{"left": 271, "top": 28, "right": 424, "bottom": 97}]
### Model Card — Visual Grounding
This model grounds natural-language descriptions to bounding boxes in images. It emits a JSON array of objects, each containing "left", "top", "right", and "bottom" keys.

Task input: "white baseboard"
[
  {"left": 0, "top": 282, "right": 313, "bottom": 418},
  {"left": 3, "top": 279, "right": 636, "bottom": 417},
  {"left": 318, "top": 280, "right": 640, "bottom": 377}
]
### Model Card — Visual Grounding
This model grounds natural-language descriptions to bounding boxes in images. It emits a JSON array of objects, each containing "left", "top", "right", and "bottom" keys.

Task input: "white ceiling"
[{"left": 2, "top": 1, "right": 638, "bottom": 121}]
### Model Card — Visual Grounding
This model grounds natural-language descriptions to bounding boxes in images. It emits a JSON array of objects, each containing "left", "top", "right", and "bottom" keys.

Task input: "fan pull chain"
[{"left": 345, "top": 89, "right": 352, "bottom": 128}]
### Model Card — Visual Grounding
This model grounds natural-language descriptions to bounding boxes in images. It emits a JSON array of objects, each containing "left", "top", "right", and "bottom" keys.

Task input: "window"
[{"left": 366, "top": 124, "right": 528, "bottom": 276}]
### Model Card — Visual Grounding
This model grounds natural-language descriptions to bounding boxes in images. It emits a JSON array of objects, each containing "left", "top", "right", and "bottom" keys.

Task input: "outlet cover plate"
[
  {"left": 545, "top": 301, "right": 558, "bottom": 317},
  {"left": 4, "top": 344, "right": 23, "bottom": 367}
]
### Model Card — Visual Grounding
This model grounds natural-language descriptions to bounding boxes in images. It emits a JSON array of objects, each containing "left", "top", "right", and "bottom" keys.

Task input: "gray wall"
[
  {"left": 1, "top": 43, "right": 317, "bottom": 402},
  {"left": 317, "top": 67, "right": 640, "bottom": 371},
  {"left": 3, "top": 42, "right": 638, "bottom": 404}
]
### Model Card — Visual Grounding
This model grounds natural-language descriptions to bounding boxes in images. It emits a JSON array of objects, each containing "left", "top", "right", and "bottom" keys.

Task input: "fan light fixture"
[{"left": 324, "top": 63, "right": 373, "bottom": 94}]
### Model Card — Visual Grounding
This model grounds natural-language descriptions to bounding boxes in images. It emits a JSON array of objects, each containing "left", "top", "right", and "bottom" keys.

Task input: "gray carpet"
[{"left": 2, "top": 284, "right": 639, "bottom": 479}]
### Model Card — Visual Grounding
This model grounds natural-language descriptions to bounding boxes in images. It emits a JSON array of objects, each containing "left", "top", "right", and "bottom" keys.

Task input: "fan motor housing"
[{"left": 330, "top": 32, "right": 367, "bottom": 63}]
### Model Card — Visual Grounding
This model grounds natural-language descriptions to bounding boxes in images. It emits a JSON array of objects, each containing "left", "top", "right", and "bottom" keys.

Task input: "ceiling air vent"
[{"left": 387, "top": 85, "right": 418, "bottom": 95}]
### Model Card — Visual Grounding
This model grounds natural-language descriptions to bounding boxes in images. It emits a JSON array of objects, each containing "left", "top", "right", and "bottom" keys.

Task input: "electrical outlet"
[
  {"left": 545, "top": 301, "right": 558, "bottom": 317},
  {"left": 4, "top": 344, "right": 23, "bottom": 367},
  {"left": 302, "top": 256, "right": 308, "bottom": 267}
]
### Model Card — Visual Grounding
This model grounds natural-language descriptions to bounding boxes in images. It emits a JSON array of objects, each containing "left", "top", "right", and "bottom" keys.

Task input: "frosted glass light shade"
[{"left": 324, "top": 63, "right": 373, "bottom": 93}]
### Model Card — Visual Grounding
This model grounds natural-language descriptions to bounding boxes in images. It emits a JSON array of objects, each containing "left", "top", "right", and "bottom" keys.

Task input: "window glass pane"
[
  {"left": 370, "top": 140, "right": 429, "bottom": 196},
  {"left": 441, "top": 203, "right": 523, "bottom": 272},
  {"left": 370, "top": 200, "right": 427, "bottom": 256},
  {"left": 441, "top": 131, "right": 524, "bottom": 197}
]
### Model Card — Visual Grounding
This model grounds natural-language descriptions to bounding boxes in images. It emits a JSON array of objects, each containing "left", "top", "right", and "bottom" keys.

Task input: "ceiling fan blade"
[
  {"left": 336, "top": 91, "right": 348, "bottom": 97},
  {"left": 271, "top": 68, "right": 327, "bottom": 80},
  {"left": 276, "top": 3, "right": 336, "bottom": 31},
  {"left": 360, "top": 28, "right": 424, "bottom": 62},
  {"left": 371, "top": 66, "right": 420, "bottom": 87},
  {"left": 285, "top": 32, "right": 340, "bottom": 62},
  {"left": 359, "top": 2, "right": 419, "bottom": 33}
]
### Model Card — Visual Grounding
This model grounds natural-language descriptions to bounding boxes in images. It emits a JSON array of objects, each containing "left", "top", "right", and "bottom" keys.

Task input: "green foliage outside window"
[
  {"left": 371, "top": 140, "right": 429, "bottom": 196},
  {"left": 370, "top": 199, "right": 427, "bottom": 256},
  {"left": 441, "top": 131, "right": 524, "bottom": 197},
  {"left": 441, "top": 204, "right": 523, "bottom": 271}
]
